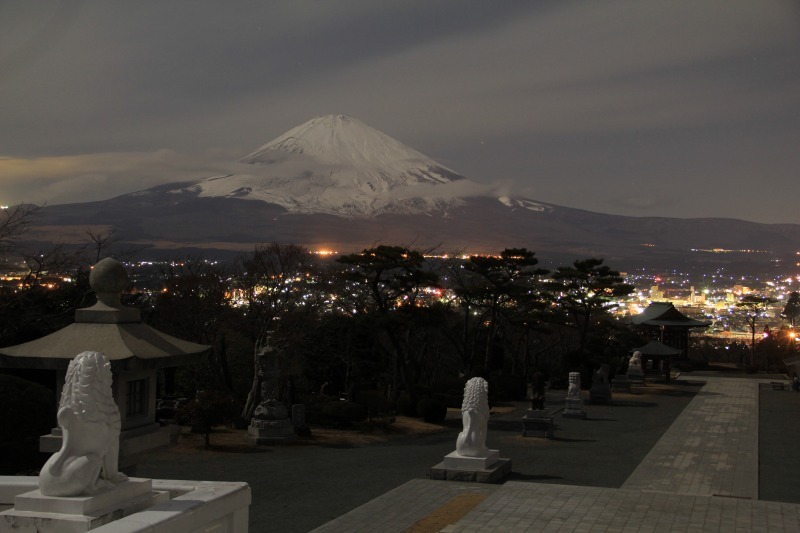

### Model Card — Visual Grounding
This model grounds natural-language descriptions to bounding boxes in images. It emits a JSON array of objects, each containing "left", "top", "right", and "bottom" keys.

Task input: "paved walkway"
[
  {"left": 313, "top": 377, "right": 800, "bottom": 532},
  {"left": 623, "top": 377, "right": 758, "bottom": 499}
]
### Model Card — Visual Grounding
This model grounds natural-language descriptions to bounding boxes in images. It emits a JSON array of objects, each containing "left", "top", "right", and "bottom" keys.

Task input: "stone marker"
[
  {"left": 521, "top": 409, "right": 554, "bottom": 438},
  {"left": 563, "top": 372, "right": 586, "bottom": 418},
  {"left": 590, "top": 364, "right": 612, "bottom": 404},
  {"left": 291, "top": 403, "right": 306, "bottom": 428}
]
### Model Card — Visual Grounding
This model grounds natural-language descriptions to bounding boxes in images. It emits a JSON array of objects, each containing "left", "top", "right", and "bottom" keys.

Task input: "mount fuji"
[
  {"left": 171, "top": 114, "right": 520, "bottom": 217},
  {"left": 28, "top": 115, "right": 800, "bottom": 269}
]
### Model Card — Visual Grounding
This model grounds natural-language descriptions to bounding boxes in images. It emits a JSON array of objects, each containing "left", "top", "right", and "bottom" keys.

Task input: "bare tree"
[
  {"left": 0, "top": 204, "right": 41, "bottom": 256},
  {"left": 85, "top": 228, "right": 117, "bottom": 263},
  {"left": 84, "top": 227, "right": 143, "bottom": 263}
]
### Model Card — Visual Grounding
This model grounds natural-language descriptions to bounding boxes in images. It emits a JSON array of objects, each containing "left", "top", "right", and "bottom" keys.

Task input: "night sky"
[{"left": 2, "top": 1, "right": 799, "bottom": 223}]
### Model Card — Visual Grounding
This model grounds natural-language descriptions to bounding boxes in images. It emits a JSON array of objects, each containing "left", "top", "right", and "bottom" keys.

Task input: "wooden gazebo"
[{"left": 631, "top": 302, "right": 710, "bottom": 366}]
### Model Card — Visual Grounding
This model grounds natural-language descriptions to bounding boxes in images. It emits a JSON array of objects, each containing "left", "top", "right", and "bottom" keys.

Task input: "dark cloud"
[{"left": 1, "top": 1, "right": 799, "bottom": 223}]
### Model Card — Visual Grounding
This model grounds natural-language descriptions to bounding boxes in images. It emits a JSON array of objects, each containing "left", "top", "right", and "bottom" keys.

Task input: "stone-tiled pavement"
[{"left": 314, "top": 377, "right": 800, "bottom": 532}]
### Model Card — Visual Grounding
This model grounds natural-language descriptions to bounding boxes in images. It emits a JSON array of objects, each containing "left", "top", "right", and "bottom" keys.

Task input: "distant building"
[
  {"left": 650, "top": 285, "right": 664, "bottom": 301},
  {"left": 631, "top": 302, "right": 711, "bottom": 367},
  {"left": 733, "top": 285, "right": 751, "bottom": 295}
]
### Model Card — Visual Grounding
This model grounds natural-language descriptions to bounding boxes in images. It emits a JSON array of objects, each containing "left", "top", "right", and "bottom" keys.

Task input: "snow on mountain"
[
  {"left": 498, "top": 196, "right": 551, "bottom": 213},
  {"left": 181, "top": 114, "right": 479, "bottom": 217}
]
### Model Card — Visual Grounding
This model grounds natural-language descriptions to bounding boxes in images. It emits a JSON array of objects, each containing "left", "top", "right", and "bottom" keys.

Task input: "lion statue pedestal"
[{"left": 430, "top": 377, "right": 511, "bottom": 483}]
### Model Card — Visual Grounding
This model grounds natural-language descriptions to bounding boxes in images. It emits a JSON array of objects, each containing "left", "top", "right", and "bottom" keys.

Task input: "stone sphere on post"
[{"left": 90, "top": 258, "right": 127, "bottom": 308}]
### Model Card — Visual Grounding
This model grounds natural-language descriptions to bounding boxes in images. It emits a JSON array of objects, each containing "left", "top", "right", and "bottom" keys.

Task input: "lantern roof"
[{"left": 0, "top": 257, "right": 209, "bottom": 370}]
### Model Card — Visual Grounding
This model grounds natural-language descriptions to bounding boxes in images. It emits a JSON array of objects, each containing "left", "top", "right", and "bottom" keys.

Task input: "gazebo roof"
[
  {"left": 0, "top": 258, "right": 209, "bottom": 370},
  {"left": 631, "top": 302, "right": 711, "bottom": 328},
  {"left": 631, "top": 340, "right": 683, "bottom": 356},
  {"left": 0, "top": 323, "right": 208, "bottom": 370}
]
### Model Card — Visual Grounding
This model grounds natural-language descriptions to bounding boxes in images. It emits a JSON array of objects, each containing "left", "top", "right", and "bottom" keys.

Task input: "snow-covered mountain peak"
[
  {"left": 183, "top": 115, "right": 473, "bottom": 217},
  {"left": 241, "top": 115, "right": 459, "bottom": 184}
]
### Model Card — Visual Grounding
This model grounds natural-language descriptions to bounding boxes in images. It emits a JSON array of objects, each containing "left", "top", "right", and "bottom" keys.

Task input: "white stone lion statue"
[
  {"left": 39, "top": 351, "right": 128, "bottom": 496},
  {"left": 456, "top": 377, "right": 490, "bottom": 457},
  {"left": 567, "top": 372, "right": 581, "bottom": 398}
]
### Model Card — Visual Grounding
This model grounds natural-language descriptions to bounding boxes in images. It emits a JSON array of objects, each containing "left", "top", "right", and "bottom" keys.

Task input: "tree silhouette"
[
  {"left": 337, "top": 245, "right": 440, "bottom": 405},
  {"left": 450, "top": 248, "right": 548, "bottom": 374},
  {"left": 736, "top": 294, "right": 775, "bottom": 365},
  {"left": 737, "top": 294, "right": 776, "bottom": 367},
  {"left": 235, "top": 244, "right": 322, "bottom": 423},
  {"left": 782, "top": 291, "right": 800, "bottom": 328},
  {"left": 550, "top": 258, "right": 633, "bottom": 355}
]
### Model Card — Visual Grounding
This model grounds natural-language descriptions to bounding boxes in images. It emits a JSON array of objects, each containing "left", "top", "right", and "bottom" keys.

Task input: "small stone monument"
[
  {"left": 245, "top": 382, "right": 296, "bottom": 445},
  {"left": 521, "top": 409, "right": 554, "bottom": 438},
  {"left": 1, "top": 351, "right": 167, "bottom": 532},
  {"left": 292, "top": 403, "right": 311, "bottom": 437},
  {"left": 430, "top": 377, "right": 511, "bottom": 483},
  {"left": 589, "top": 364, "right": 612, "bottom": 403},
  {"left": 530, "top": 370, "right": 546, "bottom": 410},
  {"left": 521, "top": 371, "right": 553, "bottom": 437},
  {"left": 563, "top": 371, "right": 586, "bottom": 418},
  {"left": 627, "top": 350, "right": 645, "bottom": 383}
]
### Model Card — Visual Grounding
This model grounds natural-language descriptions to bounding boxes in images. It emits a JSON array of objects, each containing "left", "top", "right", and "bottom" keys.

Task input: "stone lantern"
[{"left": 0, "top": 258, "right": 210, "bottom": 471}]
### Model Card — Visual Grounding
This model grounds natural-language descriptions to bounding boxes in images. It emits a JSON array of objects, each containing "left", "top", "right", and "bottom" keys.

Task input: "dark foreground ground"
[
  {"left": 759, "top": 381, "right": 800, "bottom": 503},
  {"left": 139, "top": 380, "right": 709, "bottom": 533},
  {"left": 138, "top": 375, "right": 800, "bottom": 532}
]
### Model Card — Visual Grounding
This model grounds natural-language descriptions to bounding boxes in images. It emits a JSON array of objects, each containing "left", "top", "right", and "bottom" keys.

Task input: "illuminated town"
[{"left": 3, "top": 249, "right": 798, "bottom": 348}]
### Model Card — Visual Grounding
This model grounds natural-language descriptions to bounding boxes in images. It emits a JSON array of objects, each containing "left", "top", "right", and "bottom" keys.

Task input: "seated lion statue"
[
  {"left": 456, "top": 377, "right": 490, "bottom": 457},
  {"left": 39, "top": 351, "right": 128, "bottom": 497},
  {"left": 567, "top": 371, "right": 581, "bottom": 398}
]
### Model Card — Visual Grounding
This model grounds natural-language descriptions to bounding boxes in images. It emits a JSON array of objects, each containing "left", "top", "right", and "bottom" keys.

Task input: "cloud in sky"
[
  {"left": 1, "top": 1, "right": 799, "bottom": 222},
  {"left": 0, "top": 151, "right": 229, "bottom": 206}
]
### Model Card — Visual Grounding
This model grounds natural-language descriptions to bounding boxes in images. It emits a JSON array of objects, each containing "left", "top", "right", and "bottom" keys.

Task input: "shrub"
[
  {"left": 179, "top": 390, "right": 238, "bottom": 431},
  {"left": 417, "top": 398, "right": 447, "bottom": 424},
  {"left": 396, "top": 392, "right": 418, "bottom": 417},
  {"left": 489, "top": 374, "right": 527, "bottom": 401},
  {"left": 433, "top": 392, "right": 463, "bottom": 408},
  {"left": 431, "top": 376, "right": 466, "bottom": 396},
  {"left": 0, "top": 374, "right": 55, "bottom": 474},
  {"left": 305, "top": 394, "right": 337, "bottom": 410},
  {"left": 354, "top": 390, "right": 394, "bottom": 418},
  {"left": 322, "top": 400, "right": 367, "bottom": 422}
]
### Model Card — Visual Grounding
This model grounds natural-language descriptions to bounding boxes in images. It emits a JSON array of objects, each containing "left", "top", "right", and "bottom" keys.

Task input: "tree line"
[{"left": 1, "top": 207, "right": 641, "bottom": 417}]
